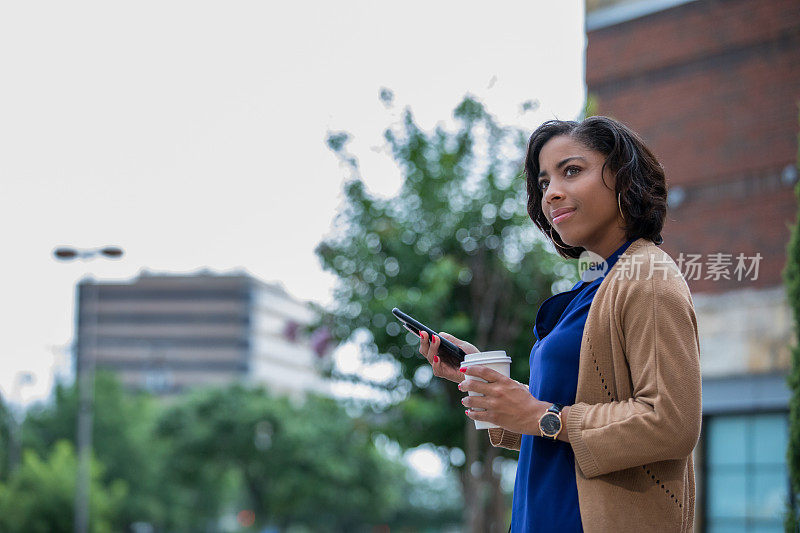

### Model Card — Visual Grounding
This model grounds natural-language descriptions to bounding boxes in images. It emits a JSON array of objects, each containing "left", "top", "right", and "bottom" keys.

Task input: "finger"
[
  {"left": 461, "top": 396, "right": 488, "bottom": 410},
  {"left": 421, "top": 332, "right": 441, "bottom": 366},
  {"left": 464, "top": 365, "right": 506, "bottom": 383},
  {"left": 464, "top": 408, "right": 490, "bottom": 422},
  {"left": 439, "top": 332, "right": 478, "bottom": 355},
  {"left": 437, "top": 331, "right": 459, "bottom": 344},
  {"left": 421, "top": 332, "right": 441, "bottom": 369},
  {"left": 431, "top": 345, "right": 445, "bottom": 370},
  {"left": 418, "top": 331, "right": 430, "bottom": 356},
  {"left": 458, "top": 377, "right": 492, "bottom": 395},
  {"left": 428, "top": 333, "right": 442, "bottom": 362}
]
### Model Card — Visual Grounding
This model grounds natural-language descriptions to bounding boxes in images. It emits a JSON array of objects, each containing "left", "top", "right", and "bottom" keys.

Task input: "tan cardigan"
[{"left": 489, "top": 237, "right": 702, "bottom": 532}]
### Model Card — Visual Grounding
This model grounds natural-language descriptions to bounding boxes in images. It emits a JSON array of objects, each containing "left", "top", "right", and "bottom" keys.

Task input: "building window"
[
  {"left": 144, "top": 368, "right": 174, "bottom": 393},
  {"left": 704, "top": 412, "right": 789, "bottom": 532}
]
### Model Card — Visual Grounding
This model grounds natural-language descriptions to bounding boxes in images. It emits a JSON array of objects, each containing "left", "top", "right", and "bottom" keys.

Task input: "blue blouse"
[{"left": 510, "top": 239, "right": 635, "bottom": 533}]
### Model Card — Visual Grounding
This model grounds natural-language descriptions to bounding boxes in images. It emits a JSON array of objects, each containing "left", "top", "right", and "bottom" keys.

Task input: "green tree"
[
  {"left": 20, "top": 372, "right": 458, "bottom": 531},
  {"left": 785, "top": 108, "right": 800, "bottom": 532},
  {"left": 0, "top": 395, "right": 10, "bottom": 480},
  {"left": 156, "top": 384, "right": 449, "bottom": 532},
  {"left": 582, "top": 92, "right": 600, "bottom": 119},
  {"left": 22, "top": 372, "right": 165, "bottom": 530},
  {"left": 316, "top": 93, "right": 570, "bottom": 532},
  {"left": 0, "top": 440, "right": 126, "bottom": 533}
]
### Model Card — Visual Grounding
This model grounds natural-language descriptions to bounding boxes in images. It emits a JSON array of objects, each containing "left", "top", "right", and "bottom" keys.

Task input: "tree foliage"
[
  {"left": 22, "top": 372, "right": 165, "bottom": 530},
  {"left": 316, "top": 94, "right": 572, "bottom": 530},
  {"left": 13, "top": 372, "right": 458, "bottom": 532},
  {"left": 785, "top": 107, "right": 800, "bottom": 532},
  {"left": 155, "top": 385, "right": 431, "bottom": 532},
  {"left": 0, "top": 440, "right": 126, "bottom": 533},
  {"left": 0, "top": 396, "right": 10, "bottom": 480},
  {"left": 318, "top": 95, "right": 567, "bottom": 437}
]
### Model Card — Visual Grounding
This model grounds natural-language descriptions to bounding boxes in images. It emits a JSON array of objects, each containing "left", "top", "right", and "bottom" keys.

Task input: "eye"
[
  {"left": 565, "top": 166, "right": 581, "bottom": 176},
  {"left": 538, "top": 179, "right": 549, "bottom": 191}
]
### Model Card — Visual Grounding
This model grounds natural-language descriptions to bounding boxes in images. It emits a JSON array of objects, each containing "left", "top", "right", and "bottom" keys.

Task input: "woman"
[{"left": 418, "top": 116, "right": 702, "bottom": 532}]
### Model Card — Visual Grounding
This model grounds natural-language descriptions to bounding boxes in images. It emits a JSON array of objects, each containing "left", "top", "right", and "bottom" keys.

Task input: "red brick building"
[
  {"left": 587, "top": 0, "right": 799, "bottom": 294},
  {"left": 585, "top": 0, "right": 799, "bottom": 530}
]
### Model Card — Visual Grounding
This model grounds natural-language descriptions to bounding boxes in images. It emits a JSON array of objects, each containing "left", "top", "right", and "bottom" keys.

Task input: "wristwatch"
[{"left": 538, "top": 403, "right": 565, "bottom": 440}]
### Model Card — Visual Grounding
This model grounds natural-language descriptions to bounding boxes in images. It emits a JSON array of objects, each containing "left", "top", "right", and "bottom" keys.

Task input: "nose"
[{"left": 543, "top": 179, "right": 564, "bottom": 205}]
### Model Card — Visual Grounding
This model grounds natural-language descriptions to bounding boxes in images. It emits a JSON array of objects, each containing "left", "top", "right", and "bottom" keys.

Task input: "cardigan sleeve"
[{"left": 565, "top": 274, "right": 702, "bottom": 479}]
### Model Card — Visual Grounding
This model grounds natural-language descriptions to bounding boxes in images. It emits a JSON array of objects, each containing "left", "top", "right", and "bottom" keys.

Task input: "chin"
[
  {"left": 562, "top": 235, "right": 587, "bottom": 251},
  {"left": 555, "top": 231, "right": 577, "bottom": 247}
]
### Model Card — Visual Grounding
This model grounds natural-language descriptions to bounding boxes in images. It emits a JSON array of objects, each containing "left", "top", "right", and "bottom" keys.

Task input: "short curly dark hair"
[{"left": 524, "top": 116, "right": 667, "bottom": 259}]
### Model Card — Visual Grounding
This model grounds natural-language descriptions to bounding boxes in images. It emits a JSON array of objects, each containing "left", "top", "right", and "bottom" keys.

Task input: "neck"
[{"left": 584, "top": 228, "right": 628, "bottom": 261}]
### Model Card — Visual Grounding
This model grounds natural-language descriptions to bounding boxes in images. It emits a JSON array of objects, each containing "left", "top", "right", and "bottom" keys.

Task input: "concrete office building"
[
  {"left": 75, "top": 271, "right": 331, "bottom": 397},
  {"left": 586, "top": 0, "right": 799, "bottom": 530}
]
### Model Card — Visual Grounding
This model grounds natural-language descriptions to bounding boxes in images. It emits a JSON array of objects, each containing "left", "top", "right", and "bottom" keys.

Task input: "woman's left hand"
[{"left": 459, "top": 365, "right": 548, "bottom": 436}]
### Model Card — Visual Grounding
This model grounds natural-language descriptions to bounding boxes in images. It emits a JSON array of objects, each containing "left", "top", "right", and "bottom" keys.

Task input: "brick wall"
[{"left": 587, "top": 0, "right": 800, "bottom": 293}]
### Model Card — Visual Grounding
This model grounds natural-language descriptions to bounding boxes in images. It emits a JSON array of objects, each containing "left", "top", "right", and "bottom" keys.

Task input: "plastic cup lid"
[{"left": 461, "top": 351, "right": 512, "bottom": 366}]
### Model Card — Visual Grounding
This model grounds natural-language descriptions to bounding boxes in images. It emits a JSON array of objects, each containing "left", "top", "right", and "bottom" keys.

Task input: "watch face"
[{"left": 540, "top": 413, "right": 561, "bottom": 436}]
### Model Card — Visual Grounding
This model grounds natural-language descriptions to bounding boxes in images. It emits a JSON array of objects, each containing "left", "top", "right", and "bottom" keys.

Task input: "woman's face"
[{"left": 537, "top": 134, "right": 625, "bottom": 258}]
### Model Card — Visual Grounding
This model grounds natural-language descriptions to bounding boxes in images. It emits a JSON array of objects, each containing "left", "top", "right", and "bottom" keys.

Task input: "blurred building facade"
[
  {"left": 75, "top": 271, "right": 331, "bottom": 398},
  {"left": 586, "top": 0, "right": 799, "bottom": 530}
]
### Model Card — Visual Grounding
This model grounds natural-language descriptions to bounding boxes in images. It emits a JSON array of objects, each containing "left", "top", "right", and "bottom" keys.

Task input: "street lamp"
[
  {"left": 53, "top": 246, "right": 124, "bottom": 261},
  {"left": 7, "top": 371, "right": 35, "bottom": 474},
  {"left": 53, "top": 245, "right": 124, "bottom": 533}
]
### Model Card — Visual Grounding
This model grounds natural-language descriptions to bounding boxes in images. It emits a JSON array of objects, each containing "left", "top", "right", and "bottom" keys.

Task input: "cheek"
[
  {"left": 593, "top": 191, "right": 619, "bottom": 219},
  {"left": 581, "top": 177, "right": 614, "bottom": 211}
]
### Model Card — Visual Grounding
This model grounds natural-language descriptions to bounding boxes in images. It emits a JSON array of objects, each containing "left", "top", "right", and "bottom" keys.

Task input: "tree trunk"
[
  {"left": 461, "top": 251, "right": 519, "bottom": 532},
  {"left": 462, "top": 419, "right": 485, "bottom": 533},
  {"left": 480, "top": 438, "right": 511, "bottom": 532},
  {"left": 489, "top": 451, "right": 509, "bottom": 532},
  {"left": 460, "top": 420, "right": 513, "bottom": 532}
]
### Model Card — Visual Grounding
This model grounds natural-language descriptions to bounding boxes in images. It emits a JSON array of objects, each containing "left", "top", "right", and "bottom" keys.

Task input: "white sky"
[{"left": 0, "top": 1, "right": 585, "bottom": 405}]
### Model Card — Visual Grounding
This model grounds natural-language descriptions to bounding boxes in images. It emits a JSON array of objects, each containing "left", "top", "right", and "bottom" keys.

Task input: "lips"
[{"left": 550, "top": 207, "right": 576, "bottom": 224}]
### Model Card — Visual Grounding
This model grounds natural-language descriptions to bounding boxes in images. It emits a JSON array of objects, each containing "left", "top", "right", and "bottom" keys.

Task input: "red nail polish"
[
  {"left": 459, "top": 368, "right": 466, "bottom": 373},
  {"left": 433, "top": 356, "right": 439, "bottom": 363},
  {"left": 465, "top": 409, "right": 469, "bottom": 415}
]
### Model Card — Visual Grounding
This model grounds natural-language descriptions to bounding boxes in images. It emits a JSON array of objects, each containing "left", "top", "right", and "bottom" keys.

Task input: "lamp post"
[
  {"left": 7, "top": 371, "right": 35, "bottom": 474},
  {"left": 53, "top": 245, "right": 123, "bottom": 533}
]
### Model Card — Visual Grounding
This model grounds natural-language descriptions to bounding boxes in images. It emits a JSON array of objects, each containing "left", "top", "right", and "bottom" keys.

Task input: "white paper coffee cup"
[{"left": 460, "top": 351, "right": 512, "bottom": 430}]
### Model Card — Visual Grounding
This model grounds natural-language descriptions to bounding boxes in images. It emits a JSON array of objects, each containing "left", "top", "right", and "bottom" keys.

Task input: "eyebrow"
[{"left": 538, "top": 156, "right": 587, "bottom": 179}]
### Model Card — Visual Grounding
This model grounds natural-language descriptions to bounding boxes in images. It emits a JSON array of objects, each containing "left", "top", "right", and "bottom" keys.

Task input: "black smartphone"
[{"left": 391, "top": 307, "right": 467, "bottom": 367}]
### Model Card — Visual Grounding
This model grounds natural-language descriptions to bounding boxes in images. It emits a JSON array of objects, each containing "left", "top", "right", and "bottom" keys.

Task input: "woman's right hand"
[{"left": 419, "top": 331, "right": 480, "bottom": 384}]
